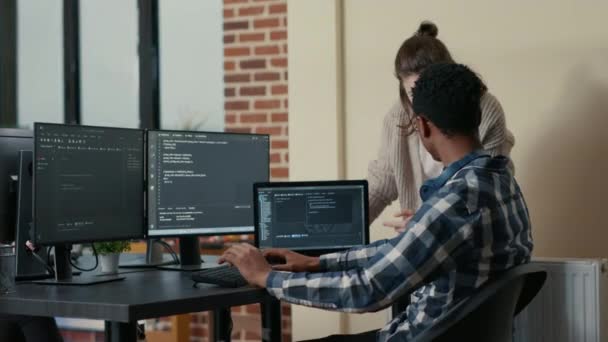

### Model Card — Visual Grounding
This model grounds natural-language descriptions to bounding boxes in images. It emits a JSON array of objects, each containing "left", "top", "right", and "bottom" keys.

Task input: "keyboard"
[{"left": 191, "top": 265, "right": 248, "bottom": 288}]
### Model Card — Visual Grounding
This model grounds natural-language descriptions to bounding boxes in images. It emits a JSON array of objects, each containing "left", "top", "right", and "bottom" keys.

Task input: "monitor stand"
[
  {"left": 33, "top": 245, "right": 125, "bottom": 285},
  {"left": 158, "top": 236, "right": 219, "bottom": 271},
  {"left": 118, "top": 239, "right": 177, "bottom": 268}
]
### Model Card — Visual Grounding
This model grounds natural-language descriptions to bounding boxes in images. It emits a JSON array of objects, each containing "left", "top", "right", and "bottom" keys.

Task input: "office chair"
[{"left": 411, "top": 263, "right": 547, "bottom": 342}]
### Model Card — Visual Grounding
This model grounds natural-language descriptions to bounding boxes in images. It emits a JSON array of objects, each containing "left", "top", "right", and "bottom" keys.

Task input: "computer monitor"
[
  {"left": 147, "top": 130, "right": 269, "bottom": 270},
  {"left": 33, "top": 123, "right": 146, "bottom": 284},
  {"left": 0, "top": 129, "right": 33, "bottom": 243},
  {"left": 254, "top": 180, "right": 370, "bottom": 256}
]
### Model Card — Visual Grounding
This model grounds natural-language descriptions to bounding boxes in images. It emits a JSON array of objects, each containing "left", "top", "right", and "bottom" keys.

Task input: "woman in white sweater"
[{"left": 369, "top": 21, "right": 515, "bottom": 231}]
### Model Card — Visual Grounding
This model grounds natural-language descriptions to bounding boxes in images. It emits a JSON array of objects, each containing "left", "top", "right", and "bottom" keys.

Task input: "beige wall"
[{"left": 289, "top": 0, "right": 608, "bottom": 338}]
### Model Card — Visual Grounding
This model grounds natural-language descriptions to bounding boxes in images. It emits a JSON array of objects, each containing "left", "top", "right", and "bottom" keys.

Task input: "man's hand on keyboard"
[
  {"left": 219, "top": 243, "right": 272, "bottom": 288},
  {"left": 262, "top": 248, "right": 320, "bottom": 272}
]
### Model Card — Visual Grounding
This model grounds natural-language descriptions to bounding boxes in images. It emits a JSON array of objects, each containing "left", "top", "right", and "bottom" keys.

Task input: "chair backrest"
[{"left": 411, "top": 263, "right": 547, "bottom": 342}]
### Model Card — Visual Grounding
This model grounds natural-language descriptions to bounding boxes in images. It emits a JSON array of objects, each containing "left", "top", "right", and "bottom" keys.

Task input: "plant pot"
[{"left": 99, "top": 253, "right": 120, "bottom": 274}]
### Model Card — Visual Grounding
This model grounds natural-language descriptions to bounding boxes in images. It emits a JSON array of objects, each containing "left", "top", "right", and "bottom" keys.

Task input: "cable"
[
  {"left": 68, "top": 244, "right": 99, "bottom": 272},
  {"left": 154, "top": 239, "right": 180, "bottom": 264},
  {"left": 46, "top": 246, "right": 53, "bottom": 268},
  {"left": 24, "top": 242, "right": 55, "bottom": 276}
]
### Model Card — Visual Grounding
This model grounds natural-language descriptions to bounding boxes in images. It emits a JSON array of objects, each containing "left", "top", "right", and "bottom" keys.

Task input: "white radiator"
[{"left": 514, "top": 258, "right": 608, "bottom": 342}]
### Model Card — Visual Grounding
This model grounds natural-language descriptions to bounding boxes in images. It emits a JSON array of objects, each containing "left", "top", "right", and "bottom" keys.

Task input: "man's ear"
[{"left": 419, "top": 116, "right": 433, "bottom": 139}]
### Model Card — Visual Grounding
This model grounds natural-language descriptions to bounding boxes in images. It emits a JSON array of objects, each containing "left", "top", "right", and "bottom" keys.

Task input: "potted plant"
[{"left": 94, "top": 241, "right": 131, "bottom": 274}]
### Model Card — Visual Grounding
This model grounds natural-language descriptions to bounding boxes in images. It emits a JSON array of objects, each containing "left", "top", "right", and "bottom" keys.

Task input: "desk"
[{"left": 0, "top": 270, "right": 282, "bottom": 342}]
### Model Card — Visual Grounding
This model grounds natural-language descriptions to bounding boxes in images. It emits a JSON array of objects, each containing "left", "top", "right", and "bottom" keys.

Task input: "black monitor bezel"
[
  {"left": 33, "top": 122, "right": 147, "bottom": 245},
  {"left": 253, "top": 180, "right": 370, "bottom": 256},
  {"left": 0, "top": 128, "right": 33, "bottom": 243},
  {"left": 145, "top": 129, "right": 270, "bottom": 238}
]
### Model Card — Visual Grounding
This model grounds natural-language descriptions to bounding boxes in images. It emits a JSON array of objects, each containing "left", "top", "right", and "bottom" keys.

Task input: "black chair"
[{"left": 411, "top": 263, "right": 547, "bottom": 342}]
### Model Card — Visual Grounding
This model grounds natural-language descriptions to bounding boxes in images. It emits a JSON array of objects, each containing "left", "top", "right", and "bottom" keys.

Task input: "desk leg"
[
  {"left": 261, "top": 298, "right": 282, "bottom": 342},
  {"left": 213, "top": 308, "right": 232, "bottom": 342},
  {"left": 104, "top": 321, "right": 137, "bottom": 342}
]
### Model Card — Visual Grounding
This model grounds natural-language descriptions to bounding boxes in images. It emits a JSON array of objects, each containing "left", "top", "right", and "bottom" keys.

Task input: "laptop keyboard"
[{"left": 191, "top": 265, "right": 248, "bottom": 288}]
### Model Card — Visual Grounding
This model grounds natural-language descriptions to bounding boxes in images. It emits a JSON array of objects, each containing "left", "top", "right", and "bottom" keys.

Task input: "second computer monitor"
[{"left": 147, "top": 130, "right": 269, "bottom": 237}]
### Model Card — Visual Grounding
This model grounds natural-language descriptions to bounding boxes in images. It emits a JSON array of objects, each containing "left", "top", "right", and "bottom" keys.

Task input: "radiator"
[{"left": 514, "top": 258, "right": 608, "bottom": 342}]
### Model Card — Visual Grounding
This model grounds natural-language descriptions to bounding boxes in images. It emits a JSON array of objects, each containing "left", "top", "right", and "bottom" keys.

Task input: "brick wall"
[{"left": 223, "top": 0, "right": 289, "bottom": 181}]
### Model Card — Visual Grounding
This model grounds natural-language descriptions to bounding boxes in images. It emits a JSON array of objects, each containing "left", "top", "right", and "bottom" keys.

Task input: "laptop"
[{"left": 253, "top": 180, "right": 370, "bottom": 256}]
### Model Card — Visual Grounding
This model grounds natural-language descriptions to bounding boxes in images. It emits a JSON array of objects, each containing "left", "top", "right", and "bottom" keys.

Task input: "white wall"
[
  {"left": 159, "top": 0, "right": 224, "bottom": 132},
  {"left": 289, "top": 0, "right": 608, "bottom": 337},
  {"left": 17, "top": 0, "right": 64, "bottom": 128}
]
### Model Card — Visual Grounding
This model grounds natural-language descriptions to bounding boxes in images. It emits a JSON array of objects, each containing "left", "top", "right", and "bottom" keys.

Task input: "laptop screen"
[{"left": 254, "top": 181, "right": 369, "bottom": 255}]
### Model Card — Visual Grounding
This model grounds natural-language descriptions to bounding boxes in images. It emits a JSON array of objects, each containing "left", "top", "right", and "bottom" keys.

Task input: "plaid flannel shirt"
[{"left": 266, "top": 151, "right": 533, "bottom": 341}]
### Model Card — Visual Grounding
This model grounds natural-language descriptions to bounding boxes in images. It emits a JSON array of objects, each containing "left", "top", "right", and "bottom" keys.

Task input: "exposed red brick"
[
  {"left": 284, "top": 71, "right": 288, "bottom": 81},
  {"left": 271, "top": 57, "right": 287, "bottom": 67},
  {"left": 256, "top": 126, "right": 282, "bottom": 135},
  {"left": 240, "top": 59, "right": 266, "bottom": 69},
  {"left": 271, "top": 167, "right": 289, "bottom": 178},
  {"left": 284, "top": 98, "right": 288, "bottom": 108},
  {"left": 231, "top": 330, "right": 243, "bottom": 339},
  {"left": 224, "top": 34, "right": 236, "bottom": 44},
  {"left": 283, "top": 43, "right": 288, "bottom": 53},
  {"left": 224, "top": 61, "right": 236, "bottom": 71},
  {"left": 225, "top": 101, "right": 249, "bottom": 110},
  {"left": 255, "top": 99, "right": 281, "bottom": 110},
  {"left": 283, "top": 333, "right": 293, "bottom": 342},
  {"left": 240, "top": 86, "right": 266, "bottom": 96},
  {"left": 254, "top": 18, "right": 280, "bottom": 29},
  {"left": 245, "top": 304, "right": 261, "bottom": 314},
  {"left": 240, "top": 32, "right": 265, "bottom": 42},
  {"left": 271, "top": 140, "right": 288, "bottom": 149},
  {"left": 224, "top": 46, "right": 250, "bottom": 57},
  {"left": 270, "top": 30, "right": 287, "bottom": 40},
  {"left": 269, "top": 3, "right": 287, "bottom": 14},
  {"left": 224, "top": 20, "right": 249, "bottom": 31},
  {"left": 284, "top": 152, "right": 289, "bottom": 163},
  {"left": 191, "top": 326, "right": 208, "bottom": 337},
  {"left": 238, "top": 5, "right": 265, "bottom": 16},
  {"left": 271, "top": 84, "right": 287, "bottom": 95},
  {"left": 241, "top": 113, "right": 268, "bottom": 123},
  {"left": 226, "top": 114, "right": 237, "bottom": 124},
  {"left": 270, "top": 153, "right": 281, "bottom": 163},
  {"left": 226, "top": 127, "right": 252, "bottom": 134},
  {"left": 223, "top": 9, "right": 234, "bottom": 18},
  {"left": 246, "top": 331, "right": 262, "bottom": 340},
  {"left": 225, "top": 73, "right": 251, "bottom": 83},
  {"left": 271, "top": 112, "right": 288, "bottom": 122},
  {"left": 255, "top": 45, "right": 280, "bottom": 55},
  {"left": 224, "top": 87, "right": 236, "bottom": 97},
  {"left": 254, "top": 72, "right": 281, "bottom": 81}
]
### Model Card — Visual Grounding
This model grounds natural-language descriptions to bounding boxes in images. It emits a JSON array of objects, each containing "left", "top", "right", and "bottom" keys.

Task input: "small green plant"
[{"left": 93, "top": 241, "right": 131, "bottom": 255}]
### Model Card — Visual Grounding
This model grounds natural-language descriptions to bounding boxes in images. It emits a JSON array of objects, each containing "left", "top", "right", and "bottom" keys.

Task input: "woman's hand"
[
  {"left": 262, "top": 248, "right": 320, "bottom": 272},
  {"left": 383, "top": 209, "right": 415, "bottom": 233}
]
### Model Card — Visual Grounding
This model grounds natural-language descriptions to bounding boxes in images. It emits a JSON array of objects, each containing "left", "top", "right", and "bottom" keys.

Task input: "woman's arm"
[{"left": 367, "top": 101, "right": 402, "bottom": 222}]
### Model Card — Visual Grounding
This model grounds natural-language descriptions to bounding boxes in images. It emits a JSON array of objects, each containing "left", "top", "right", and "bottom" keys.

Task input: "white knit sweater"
[{"left": 367, "top": 92, "right": 515, "bottom": 222}]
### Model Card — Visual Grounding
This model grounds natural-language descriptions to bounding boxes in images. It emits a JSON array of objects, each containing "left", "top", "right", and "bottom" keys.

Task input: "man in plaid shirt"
[{"left": 221, "top": 63, "right": 533, "bottom": 341}]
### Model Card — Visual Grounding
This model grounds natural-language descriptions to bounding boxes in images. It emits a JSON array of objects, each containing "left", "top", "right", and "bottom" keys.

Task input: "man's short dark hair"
[{"left": 412, "top": 63, "right": 485, "bottom": 137}]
